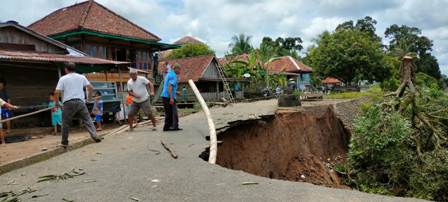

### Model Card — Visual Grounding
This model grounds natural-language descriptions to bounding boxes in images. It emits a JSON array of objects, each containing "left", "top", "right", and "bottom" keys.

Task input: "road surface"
[{"left": 0, "top": 100, "right": 424, "bottom": 202}]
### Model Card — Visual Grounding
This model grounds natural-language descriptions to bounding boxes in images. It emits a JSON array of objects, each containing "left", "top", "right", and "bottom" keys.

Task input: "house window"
[
  {"left": 91, "top": 45, "right": 97, "bottom": 57},
  {"left": 97, "top": 46, "right": 106, "bottom": 59}
]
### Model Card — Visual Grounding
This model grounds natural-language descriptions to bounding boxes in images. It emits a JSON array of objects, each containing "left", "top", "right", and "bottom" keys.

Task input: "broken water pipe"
[{"left": 188, "top": 79, "right": 218, "bottom": 164}]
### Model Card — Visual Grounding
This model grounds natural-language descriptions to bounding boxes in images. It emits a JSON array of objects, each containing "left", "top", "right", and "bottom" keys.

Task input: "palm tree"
[{"left": 229, "top": 34, "right": 254, "bottom": 55}]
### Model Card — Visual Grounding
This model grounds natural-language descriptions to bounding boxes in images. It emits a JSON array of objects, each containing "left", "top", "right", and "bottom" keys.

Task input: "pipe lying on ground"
[
  {"left": 0, "top": 107, "right": 53, "bottom": 123},
  {"left": 188, "top": 79, "right": 217, "bottom": 164}
]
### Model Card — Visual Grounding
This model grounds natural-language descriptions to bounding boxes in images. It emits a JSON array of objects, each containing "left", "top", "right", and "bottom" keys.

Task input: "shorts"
[
  {"left": 128, "top": 99, "right": 153, "bottom": 118},
  {"left": 1, "top": 108, "right": 12, "bottom": 119},
  {"left": 95, "top": 115, "right": 102, "bottom": 122},
  {"left": 51, "top": 114, "right": 62, "bottom": 126}
]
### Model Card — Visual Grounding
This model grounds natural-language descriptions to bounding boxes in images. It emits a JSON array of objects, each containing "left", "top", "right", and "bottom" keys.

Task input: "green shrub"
[
  {"left": 347, "top": 90, "right": 448, "bottom": 200},
  {"left": 292, "top": 90, "right": 301, "bottom": 98},
  {"left": 349, "top": 105, "right": 413, "bottom": 195},
  {"left": 380, "top": 77, "right": 400, "bottom": 92}
]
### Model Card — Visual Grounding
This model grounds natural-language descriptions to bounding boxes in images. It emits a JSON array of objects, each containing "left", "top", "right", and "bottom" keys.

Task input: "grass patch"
[{"left": 324, "top": 85, "right": 383, "bottom": 100}]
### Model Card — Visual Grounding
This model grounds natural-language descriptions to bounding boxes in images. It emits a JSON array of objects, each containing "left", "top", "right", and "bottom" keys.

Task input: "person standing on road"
[
  {"left": 161, "top": 64, "right": 182, "bottom": 131},
  {"left": 54, "top": 62, "right": 102, "bottom": 147},
  {"left": 127, "top": 68, "right": 157, "bottom": 131}
]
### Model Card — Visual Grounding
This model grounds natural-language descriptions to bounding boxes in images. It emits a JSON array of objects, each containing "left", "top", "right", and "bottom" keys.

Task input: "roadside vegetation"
[
  {"left": 324, "top": 85, "right": 383, "bottom": 100},
  {"left": 340, "top": 61, "right": 448, "bottom": 201}
]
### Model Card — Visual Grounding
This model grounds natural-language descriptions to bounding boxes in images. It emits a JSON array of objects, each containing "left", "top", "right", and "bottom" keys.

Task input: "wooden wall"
[
  {"left": 0, "top": 27, "right": 66, "bottom": 54},
  {"left": 0, "top": 64, "right": 59, "bottom": 127},
  {"left": 202, "top": 62, "right": 220, "bottom": 80}
]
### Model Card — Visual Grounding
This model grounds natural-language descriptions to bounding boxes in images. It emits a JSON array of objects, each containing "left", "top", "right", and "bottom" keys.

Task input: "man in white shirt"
[
  {"left": 54, "top": 62, "right": 101, "bottom": 147},
  {"left": 127, "top": 68, "right": 157, "bottom": 131}
]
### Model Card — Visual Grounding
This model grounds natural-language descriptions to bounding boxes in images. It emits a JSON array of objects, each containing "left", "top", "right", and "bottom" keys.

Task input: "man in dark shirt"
[{"left": 0, "top": 80, "right": 12, "bottom": 133}]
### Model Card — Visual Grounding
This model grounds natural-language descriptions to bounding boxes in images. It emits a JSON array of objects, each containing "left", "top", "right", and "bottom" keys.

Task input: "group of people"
[{"left": 52, "top": 62, "right": 182, "bottom": 147}]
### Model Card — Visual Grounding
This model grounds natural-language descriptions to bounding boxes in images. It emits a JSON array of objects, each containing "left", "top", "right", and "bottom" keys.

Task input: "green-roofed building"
[{"left": 29, "top": 0, "right": 178, "bottom": 84}]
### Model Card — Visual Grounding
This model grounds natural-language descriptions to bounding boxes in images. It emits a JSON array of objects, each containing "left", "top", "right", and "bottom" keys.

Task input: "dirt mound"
[{"left": 215, "top": 106, "right": 350, "bottom": 188}]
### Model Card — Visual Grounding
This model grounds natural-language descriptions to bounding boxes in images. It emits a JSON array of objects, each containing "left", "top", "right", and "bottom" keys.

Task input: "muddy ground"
[{"left": 215, "top": 99, "right": 367, "bottom": 188}]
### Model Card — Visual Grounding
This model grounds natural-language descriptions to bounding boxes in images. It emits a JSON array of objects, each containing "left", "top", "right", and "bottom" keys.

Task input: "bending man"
[
  {"left": 127, "top": 68, "right": 157, "bottom": 131},
  {"left": 54, "top": 62, "right": 101, "bottom": 147}
]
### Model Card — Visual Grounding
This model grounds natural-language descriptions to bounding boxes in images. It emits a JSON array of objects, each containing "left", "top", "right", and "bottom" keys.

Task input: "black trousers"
[
  {"left": 62, "top": 100, "right": 98, "bottom": 145},
  {"left": 162, "top": 97, "right": 178, "bottom": 130}
]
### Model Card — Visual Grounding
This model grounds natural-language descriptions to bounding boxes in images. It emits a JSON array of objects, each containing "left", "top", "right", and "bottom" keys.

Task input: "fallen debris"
[
  {"left": 147, "top": 147, "right": 161, "bottom": 155},
  {"left": 31, "top": 193, "right": 49, "bottom": 198},
  {"left": 160, "top": 140, "right": 178, "bottom": 159},
  {"left": 37, "top": 169, "right": 85, "bottom": 183},
  {"left": 0, "top": 187, "right": 36, "bottom": 202},
  {"left": 241, "top": 182, "right": 259, "bottom": 185},
  {"left": 5, "top": 180, "right": 17, "bottom": 186},
  {"left": 130, "top": 196, "right": 140, "bottom": 201},
  {"left": 62, "top": 198, "right": 74, "bottom": 202}
]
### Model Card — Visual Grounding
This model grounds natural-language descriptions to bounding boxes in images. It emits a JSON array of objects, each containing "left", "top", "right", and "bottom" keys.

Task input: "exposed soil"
[{"left": 215, "top": 106, "right": 350, "bottom": 188}]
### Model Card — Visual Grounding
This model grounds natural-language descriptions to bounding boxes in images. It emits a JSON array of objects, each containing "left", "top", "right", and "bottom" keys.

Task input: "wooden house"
[
  {"left": 158, "top": 55, "right": 244, "bottom": 102},
  {"left": 265, "top": 56, "right": 313, "bottom": 90},
  {"left": 0, "top": 21, "right": 123, "bottom": 127},
  {"left": 28, "top": 0, "right": 178, "bottom": 90}
]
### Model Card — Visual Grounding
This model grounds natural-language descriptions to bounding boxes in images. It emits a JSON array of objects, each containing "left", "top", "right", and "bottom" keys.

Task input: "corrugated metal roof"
[{"left": 0, "top": 50, "right": 127, "bottom": 65}]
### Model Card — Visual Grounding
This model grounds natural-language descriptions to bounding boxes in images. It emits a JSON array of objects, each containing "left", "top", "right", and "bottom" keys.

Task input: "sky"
[{"left": 1, "top": 0, "right": 447, "bottom": 75}]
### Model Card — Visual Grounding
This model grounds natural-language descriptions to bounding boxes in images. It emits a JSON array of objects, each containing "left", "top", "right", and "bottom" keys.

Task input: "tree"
[
  {"left": 167, "top": 43, "right": 214, "bottom": 59},
  {"left": 229, "top": 34, "right": 254, "bottom": 55},
  {"left": 385, "top": 24, "right": 442, "bottom": 79},
  {"left": 347, "top": 55, "right": 448, "bottom": 201},
  {"left": 336, "top": 16, "right": 380, "bottom": 41},
  {"left": 259, "top": 36, "right": 303, "bottom": 58},
  {"left": 305, "top": 29, "right": 389, "bottom": 85}
]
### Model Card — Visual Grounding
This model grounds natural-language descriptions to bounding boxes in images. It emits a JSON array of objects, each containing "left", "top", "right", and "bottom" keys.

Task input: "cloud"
[{"left": 1, "top": 0, "right": 448, "bottom": 75}]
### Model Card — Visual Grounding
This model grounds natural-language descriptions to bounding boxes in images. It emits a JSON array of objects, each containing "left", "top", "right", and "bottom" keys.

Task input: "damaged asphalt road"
[{"left": 0, "top": 100, "right": 425, "bottom": 202}]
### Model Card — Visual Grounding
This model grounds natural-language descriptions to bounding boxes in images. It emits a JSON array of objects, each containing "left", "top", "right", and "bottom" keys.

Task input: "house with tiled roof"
[
  {"left": 218, "top": 53, "right": 250, "bottom": 66},
  {"left": 158, "top": 55, "right": 244, "bottom": 101},
  {"left": 159, "top": 35, "right": 207, "bottom": 60},
  {"left": 265, "top": 56, "right": 313, "bottom": 90},
  {"left": 28, "top": 0, "right": 178, "bottom": 86},
  {"left": 0, "top": 21, "right": 125, "bottom": 127},
  {"left": 174, "top": 36, "right": 205, "bottom": 45},
  {"left": 322, "top": 77, "right": 342, "bottom": 89}
]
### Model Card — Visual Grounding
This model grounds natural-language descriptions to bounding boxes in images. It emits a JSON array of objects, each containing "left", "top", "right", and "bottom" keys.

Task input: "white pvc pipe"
[
  {"left": 188, "top": 79, "right": 217, "bottom": 164},
  {"left": 0, "top": 107, "right": 53, "bottom": 123}
]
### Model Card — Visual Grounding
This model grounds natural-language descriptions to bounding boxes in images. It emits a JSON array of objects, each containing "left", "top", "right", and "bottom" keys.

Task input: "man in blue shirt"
[{"left": 161, "top": 64, "right": 182, "bottom": 131}]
